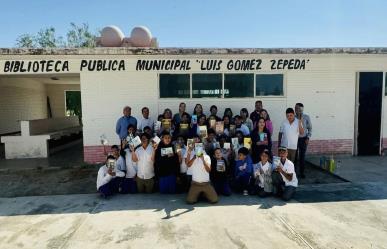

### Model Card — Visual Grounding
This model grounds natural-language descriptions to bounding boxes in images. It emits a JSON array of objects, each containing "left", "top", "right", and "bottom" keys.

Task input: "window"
[
  {"left": 159, "top": 74, "right": 190, "bottom": 98},
  {"left": 192, "top": 74, "right": 222, "bottom": 98},
  {"left": 385, "top": 73, "right": 387, "bottom": 96},
  {"left": 224, "top": 74, "right": 254, "bottom": 98},
  {"left": 65, "top": 91, "right": 82, "bottom": 117},
  {"left": 256, "top": 74, "right": 284, "bottom": 96}
]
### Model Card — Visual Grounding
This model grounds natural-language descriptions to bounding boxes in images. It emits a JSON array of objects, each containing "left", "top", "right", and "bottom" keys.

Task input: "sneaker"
[{"left": 243, "top": 190, "right": 249, "bottom": 196}]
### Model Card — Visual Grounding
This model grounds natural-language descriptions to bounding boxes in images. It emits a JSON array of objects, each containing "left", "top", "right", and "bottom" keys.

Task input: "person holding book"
[
  {"left": 250, "top": 100, "right": 263, "bottom": 128},
  {"left": 234, "top": 115, "right": 250, "bottom": 136},
  {"left": 121, "top": 143, "right": 138, "bottom": 194},
  {"left": 195, "top": 114, "right": 208, "bottom": 138},
  {"left": 111, "top": 145, "right": 127, "bottom": 193},
  {"left": 172, "top": 102, "right": 188, "bottom": 126},
  {"left": 218, "top": 135, "right": 232, "bottom": 165},
  {"left": 161, "top": 108, "right": 174, "bottom": 134},
  {"left": 222, "top": 115, "right": 232, "bottom": 138},
  {"left": 260, "top": 109, "right": 273, "bottom": 135},
  {"left": 175, "top": 134, "right": 189, "bottom": 193},
  {"left": 185, "top": 143, "right": 218, "bottom": 204},
  {"left": 240, "top": 108, "right": 254, "bottom": 132},
  {"left": 203, "top": 128, "right": 218, "bottom": 156},
  {"left": 251, "top": 117, "right": 272, "bottom": 164},
  {"left": 278, "top": 108, "right": 305, "bottom": 163},
  {"left": 116, "top": 106, "right": 137, "bottom": 140},
  {"left": 209, "top": 105, "right": 221, "bottom": 121},
  {"left": 295, "top": 103, "right": 312, "bottom": 179},
  {"left": 232, "top": 131, "right": 245, "bottom": 160},
  {"left": 121, "top": 124, "right": 137, "bottom": 150},
  {"left": 184, "top": 134, "right": 201, "bottom": 189},
  {"left": 131, "top": 132, "right": 156, "bottom": 193},
  {"left": 173, "top": 112, "right": 190, "bottom": 138},
  {"left": 272, "top": 146, "right": 298, "bottom": 201},
  {"left": 96, "top": 155, "right": 125, "bottom": 198},
  {"left": 251, "top": 149, "right": 273, "bottom": 197},
  {"left": 138, "top": 107, "right": 154, "bottom": 133},
  {"left": 234, "top": 147, "right": 253, "bottom": 195},
  {"left": 210, "top": 148, "right": 232, "bottom": 196},
  {"left": 154, "top": 131, "right": 180, "bottom": 194}
]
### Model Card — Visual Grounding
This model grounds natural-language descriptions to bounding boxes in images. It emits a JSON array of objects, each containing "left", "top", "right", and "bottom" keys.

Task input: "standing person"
[
  {"left": 234, "top": 115, "right": 250, "bottom": 136},
  {"left": 209, "top": 105, "right": 221, "bottom": 121},
  {"left": 251, "top": 117, "right": 272, "bottom": 164},
  {"left": 116, "top": 106, "right": 137, "bottom": 140},
  {"left": 175, "top": 134, "right": 189, "bottom": 193},
  {"left": 185, "top": 144, "right": 218, "bottom": 204},
  {"left": 138, "top": 107, "right": 154, "bottom": 133},
  {"left": 278, "top": 108, "right": 304, "bottom": 163},
  {"left": 272, "top": 147, "right": 298, "bottom": 201},
  {"left": 173, "top": 112, "right": 191, "bottom": 138},
  {"left": 154, "top": 131, "right": 180, "bottom": 194},
  {"left": 121, "top": 144, "right": 138, "bottom": 194},
  {"left": 96, "top": 155, "right": 125, "bottom": 198},
  {"left": 210, "top": 148, "right": 232, "bottom": 196},
  {"left": 295, "top": 103, "right": 312, "bottom": 179},
  {"left": 173, "top": 102, "right": 188, "bottom": 126},
  {"left": 240, "top": 108, "right": 254, "bottom": 132},
  {"left": 223, "top": 115, "right": 232, "bottom": 138},
  {"left": 250, "top": 100, "right": 263, "bottom": 128},
  {"left": 223, "top": 108, "right": 234, "bottom": 123},
  {"left": 131, "top": 133, "right": 156, "bottom": 193},
  {"left": 260, "top": 109, "right": 273, "bottom": 135},
  {"left": 193, "top": 104, "right": 205, "bottom": 117}
]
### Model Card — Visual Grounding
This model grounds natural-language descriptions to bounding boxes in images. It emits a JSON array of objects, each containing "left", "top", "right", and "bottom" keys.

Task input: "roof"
[{"left": 1, "top": 47, "right": 387, "bottom": 55}]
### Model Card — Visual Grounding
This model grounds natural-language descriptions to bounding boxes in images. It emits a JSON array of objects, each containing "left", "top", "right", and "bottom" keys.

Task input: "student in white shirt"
[
  {"left": 111, "top": 145, "right": 126, "bottom": 193},
  {"left": 138, "top": 107, "right": 154, "bottom": 133},
  {"left": 120, "top": 145, "right": 138, "bottom": 194},
  {"left": 183, "top": 134, "right": 201, "bottom": 190},
  {"left": 278, "top": 108, "right": 304, "bottom": 162},
  {"left": 96, "top": 155, "right": 125, "bottom": 198},
  {"left": 272, "top": 146, "right": 298, "bottom": 201},
  {"left": 251, "top": 149, "right": 273, "bottom": 197},
  {"left": 175, "top": 134, "right": 189, "bottom": 193},
  {"left": 131, "top": 133, "right": 156, "bottom": 193},
  {"left": 185, "top": 145, "right": 218, "bottom": 204}
]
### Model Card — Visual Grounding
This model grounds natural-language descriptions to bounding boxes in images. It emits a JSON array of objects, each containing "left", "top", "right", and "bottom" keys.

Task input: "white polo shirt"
[
  {"left": 179, "top": 147, "right": 188, "bottom": 173},
  {"left": 183, "top": 150, "right": 194, "bottom": 175},
  {"left": 280, "top": 118, "right": 300, "bottom": 150},
  {"left": 135, "top": 145, "right": 155, "bottom": 179},
  {"left": 124, "top": 149, "right": 137, "bottom": 178},
  {"left": 280, "top": 159, "right": 298, "bottom": 187},
  {"left": 188, "top": 154, "right": 211, "bottom": 183}
]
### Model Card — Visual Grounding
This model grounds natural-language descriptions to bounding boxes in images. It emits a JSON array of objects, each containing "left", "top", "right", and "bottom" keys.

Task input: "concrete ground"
[{"left": 0, "top": 182, "right": 386, "bottom": 249}]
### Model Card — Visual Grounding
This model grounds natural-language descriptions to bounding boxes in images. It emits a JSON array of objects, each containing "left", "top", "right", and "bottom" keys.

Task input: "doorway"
[{"left": 357, "top": 72, "right": 383, "bottom": 155}]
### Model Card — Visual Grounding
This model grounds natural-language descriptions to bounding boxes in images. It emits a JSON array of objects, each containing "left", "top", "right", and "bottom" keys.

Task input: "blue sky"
[{"left": 0, "top": 0, "right": 386, "bottom": 48}]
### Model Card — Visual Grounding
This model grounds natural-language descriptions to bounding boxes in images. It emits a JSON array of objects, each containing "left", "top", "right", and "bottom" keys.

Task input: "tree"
[{"left": 15, "top": 23, "right": 98, "bottom": 48}]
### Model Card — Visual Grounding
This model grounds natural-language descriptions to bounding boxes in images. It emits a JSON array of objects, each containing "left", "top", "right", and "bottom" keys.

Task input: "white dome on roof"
[
  {"left": 130, "top": 26, "right": 152, "bottom": 47},
  {"left": 100, "top": 26, "right": 124, "bottom": 47}
]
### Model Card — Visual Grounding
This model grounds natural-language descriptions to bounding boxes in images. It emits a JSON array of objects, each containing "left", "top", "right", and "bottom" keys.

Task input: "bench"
[{"left": 1, "top": 116, "right": 82, "bottom": 159}]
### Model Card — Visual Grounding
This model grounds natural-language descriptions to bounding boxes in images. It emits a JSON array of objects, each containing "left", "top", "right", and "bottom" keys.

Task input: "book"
[
  {"left": 231, "top": 137, "right": 239, "bottom": 148},
  {"left": 152, "top": 136, "right": 161, "bottom": 144},
  {"left": 259, "top": 132, "right": 267, "bottom": 142},
  {"left": 273, "top": 156, "right": 281, "bottom": 168},
  {"left": 199, "top": 125, "right": 208, "bottom": 139},
  {"left": 209, "top": 119, "right": 216, "bottom": 129},
  {"left": 244, "top": 137, "right": 252, "bottom": 149},
  {"left": 154, "top": 121, "right": 161, "bottom": 132},
  {"left": 215, "top": 121, "right": 224, "bottom": 134},
  {"left": 216, "top": 160, "right": 226, "bottom": 172},
  {"left": 223, "top": 142, "right": 231, "bottom": 150},
  {"left": 161, "top": 147, "right": 174, "bottom": 156},
  {"left": 107, "top": 159, "right": 116, "bottom": 171},
  {"left": 187, "top": 139, "right": 195, "bottom": 149},
  {"left": 180, "top": 123, "right": 189, "bottom": 131},
  {"left": 194, "top": 143, "right": 204, "bottom": 157},
  {"left": 100, "top": 134, "right": 108, "bottom": 145},
  {"left": 175, "top": 143, "right": 182, "bottom": 153},
  {"left": 130, "top": 136, "right": 142, "bottom": 148},
  {"left": 230, "top": 124, "right": 236, "bottom": 135},
  {"left": 162, "top": 119, "right": 172, "bottom": 130},
  {"left": 191, "top": 115, "right": 197, "bottom": 125}
]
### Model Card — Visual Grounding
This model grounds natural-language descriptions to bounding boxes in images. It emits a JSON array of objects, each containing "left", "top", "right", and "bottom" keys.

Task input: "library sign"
[{"left": 1, "top": 58, "right": 310, "bottom": 73}]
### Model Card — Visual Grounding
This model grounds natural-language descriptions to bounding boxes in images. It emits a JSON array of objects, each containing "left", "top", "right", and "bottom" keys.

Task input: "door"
[{"left": 357, "top": 72, "right": 383, "bottom": 155}]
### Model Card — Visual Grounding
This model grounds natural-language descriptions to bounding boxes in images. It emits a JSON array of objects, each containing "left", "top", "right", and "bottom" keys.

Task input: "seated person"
[
  {"left": 210, "top": 148, "right": 232, "bottom": 196},
  {"left": 185, "top": 145, "right": 218, "bottom": 204},
  {"left": 251, "top": 149, "right": 273, "bottom": 197},
  {"left": 272, "top": 147, "right": 298, "bottom": 201},
  {"left": 96, "top": 155, "right": 125, "bottom": 198},
  {"left": 233, "top": 147, "right": 253, "bottom": 195}
]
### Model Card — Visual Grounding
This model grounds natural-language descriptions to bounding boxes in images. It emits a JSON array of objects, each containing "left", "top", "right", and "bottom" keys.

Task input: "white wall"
[{"left": 0, "top": 78, "right": 47, "bottom": 134}]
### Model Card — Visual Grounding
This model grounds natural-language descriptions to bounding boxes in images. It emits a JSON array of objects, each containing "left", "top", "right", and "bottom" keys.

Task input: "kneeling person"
[
  {"left": 96, "top": 155, "right": 125, "bottom": 198},
  {"left": 186, "top": 147, "right": 218, "bottom": 204}
]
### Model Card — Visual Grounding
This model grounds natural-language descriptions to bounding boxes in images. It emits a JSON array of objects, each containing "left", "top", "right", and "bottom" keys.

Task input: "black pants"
[
  {"left": 296, "top": 137, "right": 308, "bottom": 175},
  {"left": 272, "top": 171, "right": 296, "bottom": 201}
]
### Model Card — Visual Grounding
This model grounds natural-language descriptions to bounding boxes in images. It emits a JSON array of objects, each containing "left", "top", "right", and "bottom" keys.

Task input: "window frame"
[{"left": 254, "top": 73, "right": 286, "bottom": 97}]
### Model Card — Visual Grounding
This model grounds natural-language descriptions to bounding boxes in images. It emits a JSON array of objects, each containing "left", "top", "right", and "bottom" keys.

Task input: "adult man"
[
  {"left": 278, "top": 108, "right": 304, "bottom": 162},
  {"left": 250, "top": 100, "right": 263, "bottom": 128},
  {"left": 115, "top": 106, "right": 137, "bottom": 140},
  {"left": 272, "top": 147, "right": 298, "bottom": 201},
  {"left": 172, "top": 102, "right": 188, "bottom": 126},
  {"left": 295, "top": 103, "right": 312, "bottom": 178},
  {"left": 138, "top": 107, "right": 154, "bottom": 133}
]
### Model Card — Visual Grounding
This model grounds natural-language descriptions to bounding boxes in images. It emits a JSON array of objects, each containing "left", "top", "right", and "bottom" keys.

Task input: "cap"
[{"left": 278, "top": 146, "right": 287, "bottom": 151}]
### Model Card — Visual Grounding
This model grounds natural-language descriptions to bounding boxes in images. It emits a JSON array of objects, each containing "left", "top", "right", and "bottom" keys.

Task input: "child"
[
  {"left": 186, "top": 145, "right": 218, "bottom": 204},
  {"left": 184, "top": 134, "right": 201, "bottom": 189},
  {"left": 96, "top": 155, "right": 125, "bottom": 198},
  {"left": 218, "top": 135, "right": 232, "bottom": 165},
  {"left": 272, "top": 147, "right": 298, "bottom": 201},
  {"left": 131, "top": 133, "right": 156, "bottom": 193},
  {"left": 121, "top": 143, "right": 138, "bottom": 194},
  {"left": 234, "top": 147, "right": 253, "bottom": 195},
  {"left": 154, "top": 131, "right": 180, "bottom": 194},
  {"left": 175, "top": 134, "right": 189, "bottom": 193},
  {"left": 121, "top": 124, "right": 137, "bottom": 150},
  {"left": 210, "top": 148, "right": 232, "bottom": 196},
  {"left": 203, "top": 128, "right": 218, "bottom": 156},
  {"left": 251, "top": 149, "right": 273, "bottom": 197},
  {"left": 112, "top": 145, "right": 126, "bottom": 193}
]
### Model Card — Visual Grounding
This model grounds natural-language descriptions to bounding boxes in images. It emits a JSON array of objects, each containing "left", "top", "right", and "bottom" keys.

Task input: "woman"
[
  {"left": 193, "top": 104, "right": 205, "bottom": 117},
  {"left": 240, "top": 108, "right": 254, "bottom": 132},
  {"left": 223, "top": 115, "right": 232, "bottom": 138},
  {"left": 223, "top": 108, "right": 234, "bottom": 123},
  {"left": 260, "top": 109, "right": 273, "bottom": 135},
  {"left": 251, "top": 117, "right": 272, "bottom": 164}
]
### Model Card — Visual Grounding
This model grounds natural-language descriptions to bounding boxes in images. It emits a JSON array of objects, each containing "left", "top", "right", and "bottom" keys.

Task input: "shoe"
[{"left": 243, "top": 190, "right": 249, "bottom": 196}]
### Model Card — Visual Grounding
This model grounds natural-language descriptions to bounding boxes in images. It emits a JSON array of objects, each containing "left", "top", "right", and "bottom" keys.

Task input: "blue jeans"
[
  {"left": 159, "top": 175, "right": 177, "bottom": 194},
  {"left": 121, "top": 177, "right": 137, "bottom": 194},
  {"left": 213, "top": 179, "right": 232, "bottom": 196}
]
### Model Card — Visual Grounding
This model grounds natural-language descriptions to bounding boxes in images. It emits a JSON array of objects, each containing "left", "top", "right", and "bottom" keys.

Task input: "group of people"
[{"left": 97, "top": 100, "right": 312, "bottom": 204}]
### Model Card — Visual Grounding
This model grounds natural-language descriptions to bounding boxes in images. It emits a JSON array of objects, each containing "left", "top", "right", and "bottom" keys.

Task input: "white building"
[{"left": 0, "top": 47, "right": 386, "bottom": 163}]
